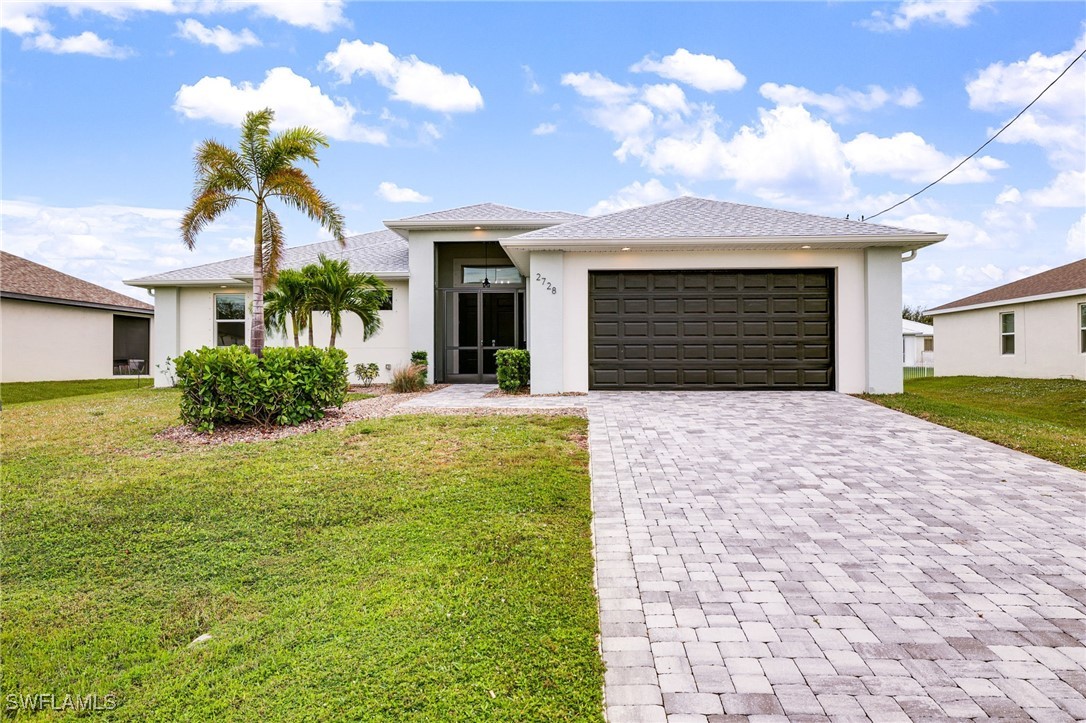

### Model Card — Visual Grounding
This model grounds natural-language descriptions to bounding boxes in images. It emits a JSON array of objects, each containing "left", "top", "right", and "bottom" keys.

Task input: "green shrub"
[
  {"left": 410, "top": 350, "right": 428, "bottom": 367},
  {"left": 173, "top": 346, "right": 348, "bottom": 432},
  {"left": 389, "top": 363, "right": 427, "bottom": 393},
  {"left": 495, "top": 349, "right": 530, "bottom": 393},
  {"left": 353, "top": 362, "right": 380, "bottom": 387}
]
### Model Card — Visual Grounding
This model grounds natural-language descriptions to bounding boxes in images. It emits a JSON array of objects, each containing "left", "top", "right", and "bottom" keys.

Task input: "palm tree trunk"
[
  {"left": 291, "top": 316, "right": 300, "bottom": 348},
  {"left": 307, "top": 312, "right": 314, "bottom": 346},
  {"left": 250, "top": 201, "right": 266, "bottom": 357}
]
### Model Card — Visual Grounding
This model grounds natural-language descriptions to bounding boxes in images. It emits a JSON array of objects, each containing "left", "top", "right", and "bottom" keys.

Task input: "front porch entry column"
[{"left": 528, "top": 250, "right": 564, "bottom": 394}]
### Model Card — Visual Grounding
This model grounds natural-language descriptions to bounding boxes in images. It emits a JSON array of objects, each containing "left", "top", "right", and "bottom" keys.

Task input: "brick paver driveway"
[{"left": 589, "top": 392, "right": 1086, "bottom": 722}]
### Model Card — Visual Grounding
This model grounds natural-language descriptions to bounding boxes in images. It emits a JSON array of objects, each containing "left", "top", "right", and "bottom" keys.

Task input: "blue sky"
[{"left": 2, "top": 1, "right": 1083, "bottom": 309}]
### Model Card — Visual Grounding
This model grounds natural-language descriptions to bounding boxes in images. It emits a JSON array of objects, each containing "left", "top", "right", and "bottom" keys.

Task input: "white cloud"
[
  {"left": 1067, "top": 214, "right": 1086, "bottom": 255},
  {"left": 630, "top": 48, "right": 746, "bottom": 93},
  {"left": 522, "top": 65, "right": 542, "bottom": 94},
  {"left": 995, "top": 186, "right": 1022, "bottom": 205},
  {"left": 862, "top": 0, "right": 989, "bottom": 32},
  {"left": 173, "top": 67, "right": 387, "bottom": 144},
  {"left": 561, "top": 71, "right": 636, "bottom": 105},
  {"left": 923, "top": 264, "right": 945, "bottom": 281},
  {"left": 321, "top": 40, "right": 483, "bottom": 113},
  {"left": 886, "top": 213, "right": 993, "bottom": 248},
  {"left": 176, "top": 19, "right": 260, "bottom": 53},
  {"left": 1, "top": 1, "right": 345, "bottom": 35},
  {"left": 966, "top": 33, "right": 1086, "bottom": 169},
  {"left": 758, "top": 83, "right": 922, "bottom": 121},
  {"left": 375, "top": 182, "right": 431, "bottom": 203},
  {"left": 23, "top": 31, "right": 133, "bottom": 58},
  {"left": 588, "top": 179, "right": 692, "bottom": 216},
  {"left": 642, "top": 83, "right": 688, "bottom": 116},
  {"left": 0, "top": 199, "right": 250, "bottom": 300},
  {"left": 532, "top": 122, "right": 557, "bottom": 136},
  {"left": 1024, "top": 170, "right": 1086, "bottom": 209},
  {"left": 647, "top": 104, "right": 858, "bottom": 205},
  {"left": 843, "top": 131, "right": 1006, "bottom": 184}
]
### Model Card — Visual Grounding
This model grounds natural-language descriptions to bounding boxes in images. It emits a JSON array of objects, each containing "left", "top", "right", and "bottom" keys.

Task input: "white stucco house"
[
  {"left": 126, "top": 197, "right": 946, "bottom": 394},
  {"left": 927, "top": 258, "right": 1086, "bottom": 380},
  {"left": 1, "top": 251, "right": 154, "bottom": 382},
  {"left": 902, "top": 319, "right": 934, "bottom": 367}
]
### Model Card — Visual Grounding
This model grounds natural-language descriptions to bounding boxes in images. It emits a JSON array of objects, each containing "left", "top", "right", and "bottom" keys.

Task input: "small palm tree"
[
  {"left": 263, "top": 269, "right": 311, "bottom": 347},
  {"left": 180, "top": 108, "right": 345, "bottom": 356},
  {"left": 304, "top": 254, "right": 389, "bottom": 348}
]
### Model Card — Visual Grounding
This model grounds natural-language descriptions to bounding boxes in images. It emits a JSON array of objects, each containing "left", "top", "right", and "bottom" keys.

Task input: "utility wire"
[{"left": 866, "top": 45, "right": 1086, "bottom": 222}]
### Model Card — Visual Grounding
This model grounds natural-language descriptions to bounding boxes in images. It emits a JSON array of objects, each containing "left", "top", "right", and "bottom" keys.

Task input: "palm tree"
[
  {"left": 263, "top": 269, "right": 311, "bottom": 347},
  {"left": 180, "top": 108, "right": 345, "bottom": 357},
  {"left": 304, "top": 254, "right": 389, "bottom": 348}
]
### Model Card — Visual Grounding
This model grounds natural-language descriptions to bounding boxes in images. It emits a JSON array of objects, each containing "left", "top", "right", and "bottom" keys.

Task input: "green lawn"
[
  {"left": 863, "top": 376, "right": 1086, "bottom": 471},
  {"left": 2, "top": 389, "right": 602, "bottom": 721},
  {"left": 0, "top": 378, "right": 152, "bottom": 406}
]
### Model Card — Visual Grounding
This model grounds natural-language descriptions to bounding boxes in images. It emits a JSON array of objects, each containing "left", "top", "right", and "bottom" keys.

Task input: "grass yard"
[
  {"left": 0, "top": 378, "right": 152, "bottom": 406},
  {"left": 863, "top": 376, "right": 1086, "bottom": 471},
  {"left": 1, "top": 388, "right": 602, "bottom": 721}
]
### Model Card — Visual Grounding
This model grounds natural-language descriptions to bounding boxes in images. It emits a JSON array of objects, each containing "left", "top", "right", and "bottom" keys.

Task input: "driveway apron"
[{"left": 588, "top": 391, "right": 1086, "bottom": 722}]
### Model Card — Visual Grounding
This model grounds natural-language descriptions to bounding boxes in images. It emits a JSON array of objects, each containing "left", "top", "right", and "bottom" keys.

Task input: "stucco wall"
[
  {"left": 933, "top": 295, "right": 1086, "bottom": 379},
  {"left": 529, "top": 248, "right": 882, "bottom": 394},
  {"left": 153, "top": 280, "right": 411, "bottom": 386},
  {"left": 1, "top": 299, "right": 153, "bottom": 382}
]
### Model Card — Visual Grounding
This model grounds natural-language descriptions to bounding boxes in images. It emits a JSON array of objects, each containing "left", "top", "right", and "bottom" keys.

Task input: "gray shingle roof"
[
  {"left": 2, "top": 251, "right": 153, "bottom": 312},
  {"left": 928, "top": 258, "right": 1086, "bottom": 313},
  {"left": 126, "top": 229, "right": 407, "bottom": 285},
  {"left": 389, "top": 203, "right": 576, "bottom": 223},
  {"left": 510, "top": 196, "right": 941, "bottom": 241}
]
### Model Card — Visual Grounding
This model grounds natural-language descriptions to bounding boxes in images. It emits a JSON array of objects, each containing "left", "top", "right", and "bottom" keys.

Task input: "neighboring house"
[
  {"left": 902, "top": 319, "right": 934, "bottom": 367},
  {"left": 927, "top": 258, "right": 1086, "bottom": 380},
  {"left": 1, "top": 251, "right": 154, "bottom": 382},
  {"left": 126, "top": 197, "right": 946, "bottom": 394}
]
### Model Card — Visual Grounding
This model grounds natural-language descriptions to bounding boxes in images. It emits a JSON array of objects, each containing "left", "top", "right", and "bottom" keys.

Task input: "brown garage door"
[{"left": 589, "top": 270, "right": 834, "bottom": 390}]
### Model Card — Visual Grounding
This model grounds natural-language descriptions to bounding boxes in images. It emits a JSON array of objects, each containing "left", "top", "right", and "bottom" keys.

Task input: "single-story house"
[
  {"left": 1, "top": 251, "right": 154, "bottom": 382},
  {"left": 927, "top": 258, "right": 1086, "bottom": 380},
  {"left": 902, "top": 319, "right": 934, "bottom": 367},
  {"left": 126, "top": 197, "right": 946, "bottom": 394}
]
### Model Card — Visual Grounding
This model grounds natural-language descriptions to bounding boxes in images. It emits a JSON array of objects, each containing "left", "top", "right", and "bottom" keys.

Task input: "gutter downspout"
[{"left": 901, "top": 249, "right": 918, "bottom": 263}]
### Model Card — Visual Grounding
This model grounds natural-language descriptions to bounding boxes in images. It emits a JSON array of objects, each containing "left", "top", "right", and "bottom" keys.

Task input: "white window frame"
[
  {"left": 1079, "top": 302, "right": 1085, "bottom": 354},
  {"left": 1000, "top": 311, "right": 1015, "bottom": 356},
  {"left": 214, "top": 292, "right": 247, "bottom": 347}
]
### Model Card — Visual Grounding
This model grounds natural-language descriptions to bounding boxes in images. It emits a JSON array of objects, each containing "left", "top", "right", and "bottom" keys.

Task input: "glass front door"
[{"left": 444, "top": 289, "right": 524, "bottom": 382}]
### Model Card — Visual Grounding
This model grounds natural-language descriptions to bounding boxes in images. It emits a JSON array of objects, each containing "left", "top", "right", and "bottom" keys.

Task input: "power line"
[{"left": 866, "top": 45, "right": 1086, "bottom": 222}]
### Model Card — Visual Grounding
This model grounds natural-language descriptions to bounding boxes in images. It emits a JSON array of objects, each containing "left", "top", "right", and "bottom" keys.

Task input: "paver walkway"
[{"left": 589, "top": 391, "right": 1086, "bottom": 722}]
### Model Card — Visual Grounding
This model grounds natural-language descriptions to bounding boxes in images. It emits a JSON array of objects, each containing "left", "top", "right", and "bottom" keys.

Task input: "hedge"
[
  {"left": 495, "top": 348, "right": 530, "bottom": 393},
  {"left": 173, "top": 346, "right": 348, "bottom": 432}
]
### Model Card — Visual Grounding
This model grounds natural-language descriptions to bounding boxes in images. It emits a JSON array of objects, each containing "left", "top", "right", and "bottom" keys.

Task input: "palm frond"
[
  {"left": 304, "top": 255, "right": 388, "bottom": 344},
  {"left": 240, "top": 108, "right": 274, "bottom": 183},
  {"left": 261, "top": 206, "right": 285, "bottom": 282},
  {"left": 180, "top": 191, "right": 239, "bottom": 249},
  {"left": 193, "top": 140, "right": 253, "bottom": 195},
  {"left": 263, "top": 126, "right": 328, "bottom": 175},
  {"left": 266, "top": 168, "right": 346, "bottom": 243}
]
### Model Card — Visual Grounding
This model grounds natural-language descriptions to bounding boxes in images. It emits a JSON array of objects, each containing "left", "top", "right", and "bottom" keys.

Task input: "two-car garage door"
[{"left": 589, "top": 270, "right": 834, "bottom": 390}]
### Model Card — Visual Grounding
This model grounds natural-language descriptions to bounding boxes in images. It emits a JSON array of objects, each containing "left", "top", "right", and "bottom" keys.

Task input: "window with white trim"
[
  {"left": 1080, "top": 303, "right": 1085, "bottom": 354},
  {"left": 215, "top": 293, "right": 246, "bottom": 347},
  {"left": 1000, "top": 311, "right": 1015, "bottom": 355}
]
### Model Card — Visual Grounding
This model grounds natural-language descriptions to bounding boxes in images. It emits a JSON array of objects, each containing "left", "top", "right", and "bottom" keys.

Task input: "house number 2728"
[{"left": 535, "top": 273, "right": 558, "bottom": 295}]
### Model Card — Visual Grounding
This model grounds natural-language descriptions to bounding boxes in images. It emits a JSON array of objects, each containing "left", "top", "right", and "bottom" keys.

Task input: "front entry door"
[{"left": 444, "top": 290, "right": 524, "bottom": 382}]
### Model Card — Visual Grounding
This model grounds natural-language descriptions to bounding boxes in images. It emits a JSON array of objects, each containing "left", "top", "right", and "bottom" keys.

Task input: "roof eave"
[
  {"left": 500, "top": 233, "right": 947, "bottom": 252},
  {"left": 383, "top": 218, "right": 567, "bottom": 238},
  {"left": 927, "top": 288, "right": 1086, "bottom": 315},
  {"left": 1, "top": 291, "right": 154, "bottom": 314}
]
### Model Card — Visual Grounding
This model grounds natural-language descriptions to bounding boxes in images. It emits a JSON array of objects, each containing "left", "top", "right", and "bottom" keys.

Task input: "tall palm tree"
[
  {"left": 263, "top": 269, "right": 311, "bottom": 347},
  {"left": 180, "top": 108, "right": 345, "bottom": 357},
  {"left": 304, "top": 254, "right": 389, "bottom": 348}
]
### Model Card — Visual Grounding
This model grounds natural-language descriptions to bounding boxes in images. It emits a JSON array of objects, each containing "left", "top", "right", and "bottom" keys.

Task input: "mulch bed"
[
  {"left": 155, "top": 385, "right": 449, "bottom": 447},
  {"left": 155, "top": 384, "right": 586, "bottom": 447}
]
